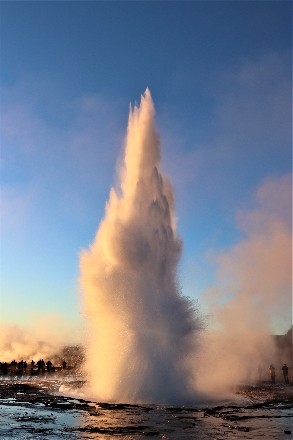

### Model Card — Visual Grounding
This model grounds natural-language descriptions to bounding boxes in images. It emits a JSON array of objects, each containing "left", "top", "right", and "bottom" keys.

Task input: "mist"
[
  {"left": 0, "top": 313, "right": 80, "bottom": 362},
  {"left": 197, "top": 173, "right": 292, "bottom": 394}
]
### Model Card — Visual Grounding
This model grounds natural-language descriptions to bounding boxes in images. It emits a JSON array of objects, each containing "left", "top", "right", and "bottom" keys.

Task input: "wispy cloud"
[
  {"left": 0, "top": 78, "right": 124, "bottom": 236},
  {"left": 215, "top": 51, "right": 291, "bottom": 152},
  {"left": 163, "top": 50, "right": 291, "bottom": 203}
]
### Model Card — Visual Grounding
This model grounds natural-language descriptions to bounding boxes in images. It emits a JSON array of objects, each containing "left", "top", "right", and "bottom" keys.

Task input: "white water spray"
[{"left": 79, "top": 89, "right": 202, "bottom": 404}]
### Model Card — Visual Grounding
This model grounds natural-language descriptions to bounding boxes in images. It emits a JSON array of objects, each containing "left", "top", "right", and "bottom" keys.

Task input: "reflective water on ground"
[{"left": 0, "top": 374, "right": 292, "bottom": 439}]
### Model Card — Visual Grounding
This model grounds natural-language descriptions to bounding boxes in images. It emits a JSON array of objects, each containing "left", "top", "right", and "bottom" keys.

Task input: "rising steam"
[
  {"left": 79, "top": 89, "right": 202, "bottom": 404},
  {"left": 197, "top": 173, "right": 292, "bottom": 393}
]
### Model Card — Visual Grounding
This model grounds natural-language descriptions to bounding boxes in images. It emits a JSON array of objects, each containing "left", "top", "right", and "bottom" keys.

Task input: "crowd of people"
[
  {"left": 268, "top": 363, "right": 290, "bottom": 384},
  {"left": 0, "top": 358, "right": 291, "bottom": 384},
  {"left": 0, "top": 359, "right": 67, "bottom": 375}
]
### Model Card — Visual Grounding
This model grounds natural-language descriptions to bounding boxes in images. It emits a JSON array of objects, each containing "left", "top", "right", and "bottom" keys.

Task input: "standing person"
[
  {"left": 30, "top": 360, "right": 35, "bottom": 373},
  {"left": 62, "top": 360, "right": 67, "bottom": 369},
  {"left": 18, "top": 360, "right": 24, "bottom": 374},
  {"left": 36, "top": 359, "right": 42, "bottom": 372},
  {"left": 46, "top": 360, "right": 52, "bottom": 372},
  {"left": 269, "top": 364, "right": 276, "bottom": 384},
  {"left": 282, "top": 364, "right": 289, "bottom": 384},
  {"left": 11, "top": 360, "right": 17, "bottom": 373}
]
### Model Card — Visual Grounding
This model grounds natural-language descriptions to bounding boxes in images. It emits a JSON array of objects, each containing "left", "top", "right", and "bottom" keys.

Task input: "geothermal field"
[
  {"left": 0, "top": 356, "right": 292, "bottom": 438},
  {"left": 1, "top": 91, "right": 292, "bottom": 438}
]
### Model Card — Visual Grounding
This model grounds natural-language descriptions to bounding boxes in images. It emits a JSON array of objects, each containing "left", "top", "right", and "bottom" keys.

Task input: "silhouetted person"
[
  {"left": 23, "top": 361, "right": 27, "bottom": 374},
  {"left": 62, "top": 360, "right": 67, "bottom": 369},
  {"left": 18, "top": 360, "right": 24, "bottom": 373},
  {"left": 30, "top": 360, "right": 35, "bottom": 373},
  {"left": 36, "top": 359, "right": 42, "bottom": 372},
  {"left": 11, "top": 360, "right": 17, "bottom": 373},
  {"left": 46, "top": 360, "right": 52, "bottom": 372},
  {"left": 282, "top": 364, "right": 289, "bottom": 384},
  {"left": 2, "top": 362, "right": 8, "bottom": 375},
  {"left": 269, "top": 364, "right": 275, "bottom": 384}
]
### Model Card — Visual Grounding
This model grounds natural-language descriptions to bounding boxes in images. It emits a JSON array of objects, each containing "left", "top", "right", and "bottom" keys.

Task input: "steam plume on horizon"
[
  {"left": 0, "top": 317, "right": 74, "bottom": 362},
  {"left": 79, "top": 89, "right": 203, "bottom": 404},
  {"left": 197, "top": 173, "right": 292, "bottom": 393}
]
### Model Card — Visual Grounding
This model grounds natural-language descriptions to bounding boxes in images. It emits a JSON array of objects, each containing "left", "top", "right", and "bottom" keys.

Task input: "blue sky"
[{"left": 0, "top": 1, "right": 291, "bottom": 338}]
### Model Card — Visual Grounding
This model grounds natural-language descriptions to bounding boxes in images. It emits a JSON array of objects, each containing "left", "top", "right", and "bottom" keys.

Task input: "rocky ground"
[{"left": 0, "top": 378, "right": 292, "bottom": 439}]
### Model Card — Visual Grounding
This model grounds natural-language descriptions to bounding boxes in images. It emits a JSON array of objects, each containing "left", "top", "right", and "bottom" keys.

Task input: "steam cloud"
[
  {"left": 79, "top": 89, "right": 203, "bottom": 404},
  {"left": 0, "top": 312, "right": 81, "bottom": 362},
  {"left": 0, "top": 324, "right": 54, "bottom": 362},
  {"left": 197, "top": 173, "right": 292, "bottom": 393}
]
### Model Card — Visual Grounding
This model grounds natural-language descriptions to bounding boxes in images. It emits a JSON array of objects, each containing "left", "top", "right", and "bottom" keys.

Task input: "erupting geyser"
[{"left": 79, "top": 89, "right": 202, "bottom": 404}]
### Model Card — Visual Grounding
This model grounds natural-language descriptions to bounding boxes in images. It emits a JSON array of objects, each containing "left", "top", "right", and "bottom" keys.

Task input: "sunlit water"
[{"left": 1, "top": 374, "right": 292, "bottom": 439}]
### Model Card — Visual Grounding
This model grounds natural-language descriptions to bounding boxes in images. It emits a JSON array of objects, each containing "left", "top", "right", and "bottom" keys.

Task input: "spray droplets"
[{"left": 79, "top": 90, "right": 202, "bottom": 404}]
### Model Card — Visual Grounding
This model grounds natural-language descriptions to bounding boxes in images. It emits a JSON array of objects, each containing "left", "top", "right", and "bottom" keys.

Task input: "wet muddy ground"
[{"left": 0, "top": 376, "right": 292, "bottom": 439}]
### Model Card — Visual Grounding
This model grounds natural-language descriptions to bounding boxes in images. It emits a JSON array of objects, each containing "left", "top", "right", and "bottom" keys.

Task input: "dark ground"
[{"left": 0, "top": 376, "right": 292, "bottom": 439}]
